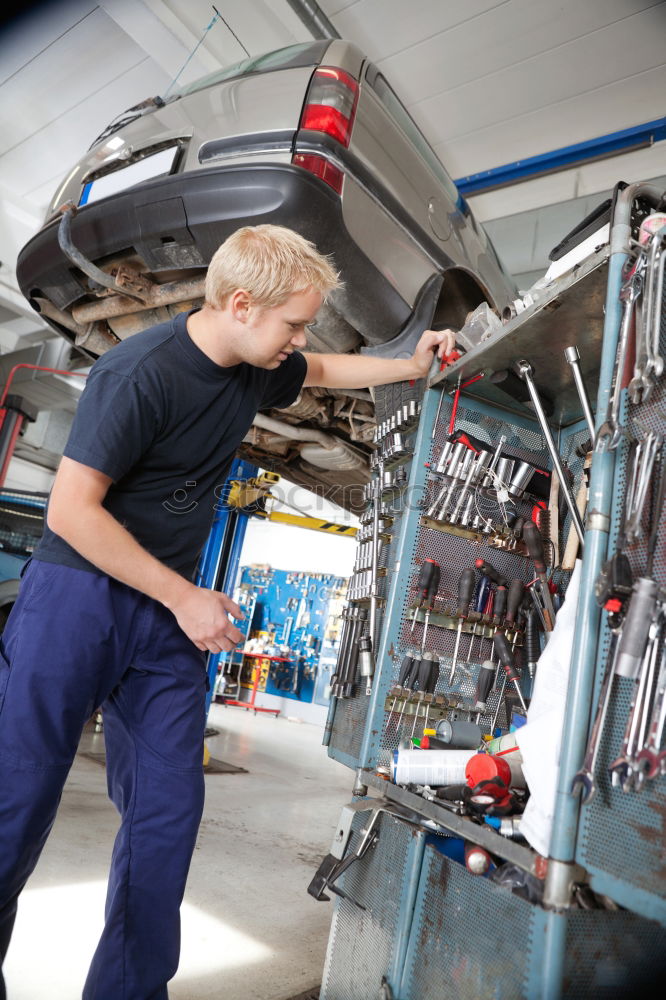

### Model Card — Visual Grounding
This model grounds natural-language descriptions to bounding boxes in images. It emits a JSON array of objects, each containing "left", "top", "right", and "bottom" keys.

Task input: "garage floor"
[{"left": 3, "top": 703, "right": 353, "bottom": 1000}]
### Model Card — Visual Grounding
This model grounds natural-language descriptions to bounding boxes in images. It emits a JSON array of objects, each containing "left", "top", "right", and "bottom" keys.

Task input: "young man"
[{"left": 0, "top": 224, "right": 454, "bottom": 999}]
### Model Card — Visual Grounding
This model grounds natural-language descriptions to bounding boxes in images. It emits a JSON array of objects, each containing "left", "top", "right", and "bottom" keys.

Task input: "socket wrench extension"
[{"left": 515, "top": 360, "right": 585, "bottom": 547}]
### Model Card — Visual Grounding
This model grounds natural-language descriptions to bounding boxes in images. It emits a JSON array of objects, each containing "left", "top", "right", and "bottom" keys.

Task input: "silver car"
[{"left": 16, "top": 39, "right": 515, "bottom": 502}]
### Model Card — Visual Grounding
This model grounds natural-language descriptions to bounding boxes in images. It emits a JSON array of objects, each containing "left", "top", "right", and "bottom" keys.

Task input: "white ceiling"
[{"left": 1, "top": 0, "right": 665, "bottom": 348}]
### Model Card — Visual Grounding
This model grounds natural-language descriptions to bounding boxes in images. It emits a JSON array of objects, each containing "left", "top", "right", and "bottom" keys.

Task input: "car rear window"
[{"left": 174, "top": 41, "right": 329, "bottom": 98}]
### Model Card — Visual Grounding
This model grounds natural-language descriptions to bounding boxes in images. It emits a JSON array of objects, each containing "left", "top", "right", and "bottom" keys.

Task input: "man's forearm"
[
  {"left": 303, "top": 352, "right": 422, "bottom": 389},
  {"left": 49, "top": 502, "right": 194, "bottom": 609}
]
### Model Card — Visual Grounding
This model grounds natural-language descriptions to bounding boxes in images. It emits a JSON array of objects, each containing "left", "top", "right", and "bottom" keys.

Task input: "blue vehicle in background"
[{"left": 0, "top": 489, "right": 47, "bottom": 630}]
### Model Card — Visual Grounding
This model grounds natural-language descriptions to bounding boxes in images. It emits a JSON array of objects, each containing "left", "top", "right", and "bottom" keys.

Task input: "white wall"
[{"left": 238, "top": 477, "right": 358, "bottom": 578}]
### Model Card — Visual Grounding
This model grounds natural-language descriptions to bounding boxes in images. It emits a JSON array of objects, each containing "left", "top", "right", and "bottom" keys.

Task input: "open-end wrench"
[
  {"left": 638, "top": 227, "right": 666, "bottom": 398},
  {"left": 625, "top": 432, "right": 662, "bottom": 544},
  {"left": 627, "top": 256, "right": 649, "bottom": 404},
  {"left": 609, "top": 613, "right": 661, "bottom": 791},
  {"left": 635, "top": 641, "right": 666, "bottom": 779},
  {"left": 571, "top": 634, "right": 621, "bottom": 804},
  {"left": 649, "top": 236, "right": 666, "bottom": 376},
  {"left": 631, "top": 608, "right": 664, "bottom": 789},
  {"left": 596, "top": 261, "right": 644, "bottom": 450}
]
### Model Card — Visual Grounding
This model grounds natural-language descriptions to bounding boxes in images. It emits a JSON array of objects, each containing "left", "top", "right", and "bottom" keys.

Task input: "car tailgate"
[{"left": 46, "top": 65, "right": 316, "bottom": 217}]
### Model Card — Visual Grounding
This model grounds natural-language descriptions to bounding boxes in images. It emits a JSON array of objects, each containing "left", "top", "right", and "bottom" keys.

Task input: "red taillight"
[
  {"left": 292, "top": 153, "right": 343, "bottom": 194},
  {"left": 298, "top": 66, "right": 359, "bottom": 147}
]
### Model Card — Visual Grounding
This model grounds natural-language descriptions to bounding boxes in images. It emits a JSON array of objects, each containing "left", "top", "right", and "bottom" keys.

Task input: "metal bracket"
[
  {"left": 543, "top": 857, "right": 589, "bottom": 910},
  {"left": 586, "top": 510, "right": 610, "bottom": 533},
  {"left": 307, "top": 795, "right": 425, "bottom": 908}
]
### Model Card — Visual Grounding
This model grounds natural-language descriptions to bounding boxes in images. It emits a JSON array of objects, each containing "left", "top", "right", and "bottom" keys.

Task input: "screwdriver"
[
  {"left": 472, "top": 559, "right": 508, "bottom": 658},
  {"left": 467, "top": 575, "right": 492, "bottom": 663},
  {"left": 411, "top": 651, "right": 439, "bottom": 738},
  {"left": 411, "top": 558, "right": 440, "bottom": 634},
  {"left": 494, "top": 578, "right": 524, "bottom": 687},
  {"left": 493, "top": 632, "right": 528, "bottom": 714},
  {"left": 421, "top": 561, "right": 441, "bottom": 651},
  {"left": 396, "top": 653, "right": 422, "bottom": 732},
  {"left": 474, "top": 658, "right": 496, "bottom": 724},
  {"left": 522, "top": 521, "right": 556, "bottom": 630},
  {"left": 421, "top": 654, "right": 441, "bottom": 732},
  {"left": 449, "top": 567, "right": 476, "bottom": 684},
  {"left": 389, "top": 650, "right": 417, "bottom": 715}
]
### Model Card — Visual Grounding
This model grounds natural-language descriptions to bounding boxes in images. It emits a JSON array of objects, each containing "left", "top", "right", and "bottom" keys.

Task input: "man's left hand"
[{"left": 410, "top": 329, "right": 458, "bottom": 379}]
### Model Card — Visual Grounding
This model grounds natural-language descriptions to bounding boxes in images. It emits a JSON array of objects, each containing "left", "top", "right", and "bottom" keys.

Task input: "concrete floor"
[{"left": 3, "top": 703, "right": 354, "bottom": 1000}]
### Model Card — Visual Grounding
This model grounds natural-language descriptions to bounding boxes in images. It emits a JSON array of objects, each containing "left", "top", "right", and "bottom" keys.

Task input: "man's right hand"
[{"left": 170, "top": 586, "right": 245, "bottom": 653}]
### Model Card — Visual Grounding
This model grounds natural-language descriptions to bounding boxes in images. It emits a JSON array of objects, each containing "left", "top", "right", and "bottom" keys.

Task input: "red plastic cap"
[
  {"left": 605, "top": 598, "right": 623, "bottom": 613},
  {"left": 465, "top": 753, "right": 512, "bottom": 788}
]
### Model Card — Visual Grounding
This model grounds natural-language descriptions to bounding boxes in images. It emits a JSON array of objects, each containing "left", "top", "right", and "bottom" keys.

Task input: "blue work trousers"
[{"left": 0, "top": 559, "right": 207, "bottom": 1000}]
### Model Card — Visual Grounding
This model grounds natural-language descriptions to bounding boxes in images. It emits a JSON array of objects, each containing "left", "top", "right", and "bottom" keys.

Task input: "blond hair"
[{"left": 204, "top": 224, "right": 341, "bottom": 310}]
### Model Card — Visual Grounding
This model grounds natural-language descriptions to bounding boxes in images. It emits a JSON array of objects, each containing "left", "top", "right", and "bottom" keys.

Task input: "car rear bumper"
[{"left": 17, "top": 162, "right": 413, "bottom": 345}]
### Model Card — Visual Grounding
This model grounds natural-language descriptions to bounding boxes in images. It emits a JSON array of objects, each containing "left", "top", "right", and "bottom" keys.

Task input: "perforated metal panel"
[
  {"left": 401, "top": 844, "right": 533, "bottom": 1000},
  {"left": 576, "top": 290, "right": 666, "bottom": 920},
  {"left": 320, "top": 812, "right": 423, "bottom": 1000},
  {"left": 562, "top": 909, "right": 666, "bottom": 997},
  {"left": 328, "top": 446, "right": 411, "bottom": 769},
  {"left": 374, "top": 392, "right": 585, "bottom": 769}
]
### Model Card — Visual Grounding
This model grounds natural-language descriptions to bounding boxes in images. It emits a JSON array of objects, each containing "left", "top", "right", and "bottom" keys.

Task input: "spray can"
[{"left": 392, "top": 748, "right": 478, "bottom": 786}]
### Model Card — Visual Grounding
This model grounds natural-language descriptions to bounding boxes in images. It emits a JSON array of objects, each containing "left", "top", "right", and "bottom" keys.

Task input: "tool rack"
[{"left": 317, "top": 182, "right": 666, "bottom": 999}]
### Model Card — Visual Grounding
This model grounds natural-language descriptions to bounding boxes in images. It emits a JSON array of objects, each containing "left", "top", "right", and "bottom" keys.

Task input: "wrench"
[
  {"left": 571, "top": 635, "right": 621, "bottom": 803},
  {"left": 638, "top": 228, "right": 666, "bottom": 399},
  {"left": 631, "top": 613, "right": 662, "bottom": 791},
  {"left": 635, "top": 641, "right": 666, "bottom": 779},
  {"left": 609, "top": 612, "right": 662, "bottom": 791},
  {"left": 596, "top": 261, "right": 644, "bottom": 450},
  {"left": 628, "top": 262, "right": 651, "bottom": 405},
  {"left": 625, "top": 432, "right": 662, "bottom": 544}
]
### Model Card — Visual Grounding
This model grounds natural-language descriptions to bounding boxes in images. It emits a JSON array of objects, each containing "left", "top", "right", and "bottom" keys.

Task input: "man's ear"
[{"left": 229, "top": 288, "right": 252, "bottom": 323}]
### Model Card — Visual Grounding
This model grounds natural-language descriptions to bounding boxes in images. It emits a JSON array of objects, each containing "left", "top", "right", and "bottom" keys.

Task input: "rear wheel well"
[
  {"left": 432, "top": 268, "right": 496, "bottom": 332},
  {"left": 373, "top": 269, "right": 496, "bottom": 425}
]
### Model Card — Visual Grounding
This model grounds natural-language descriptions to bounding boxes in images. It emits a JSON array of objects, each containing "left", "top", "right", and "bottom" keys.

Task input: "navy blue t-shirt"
[{"left": 35, "top": 310, "right": 307, "bottom": 579}]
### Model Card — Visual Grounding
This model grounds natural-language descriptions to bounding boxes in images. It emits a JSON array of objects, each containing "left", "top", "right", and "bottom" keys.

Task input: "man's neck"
[{"left": 186, "top": 307, "right": 241, "bottom": 367}]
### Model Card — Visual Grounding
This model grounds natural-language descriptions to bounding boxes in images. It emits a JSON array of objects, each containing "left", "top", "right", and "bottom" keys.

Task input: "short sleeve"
[
  {"left": 259, "top": 351, "right": 307, "bottom": 410},
  {"left": 64, "top": 369, "right": 160, "bottom": 482}
]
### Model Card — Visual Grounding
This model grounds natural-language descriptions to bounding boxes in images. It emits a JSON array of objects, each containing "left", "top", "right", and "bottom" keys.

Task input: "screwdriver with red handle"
[
  {"left": 449, "top": 567, "right": 476, "bottom": 684},
  {"left": 410, "top": 559, "right": 440, "bottom": 641},
  {"left": 493, "top": 631, "right": 528, "bottom": 713}
]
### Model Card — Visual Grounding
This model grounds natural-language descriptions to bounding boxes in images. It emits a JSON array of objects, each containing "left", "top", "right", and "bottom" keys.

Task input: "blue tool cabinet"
[{"left": 319, "top": 182, "right": 666, "bottom": 998}]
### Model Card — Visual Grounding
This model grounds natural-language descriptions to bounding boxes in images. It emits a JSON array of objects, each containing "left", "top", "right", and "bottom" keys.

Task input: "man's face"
[{"left": 241, "top": 287, "right": 323, "bottom": 369}]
